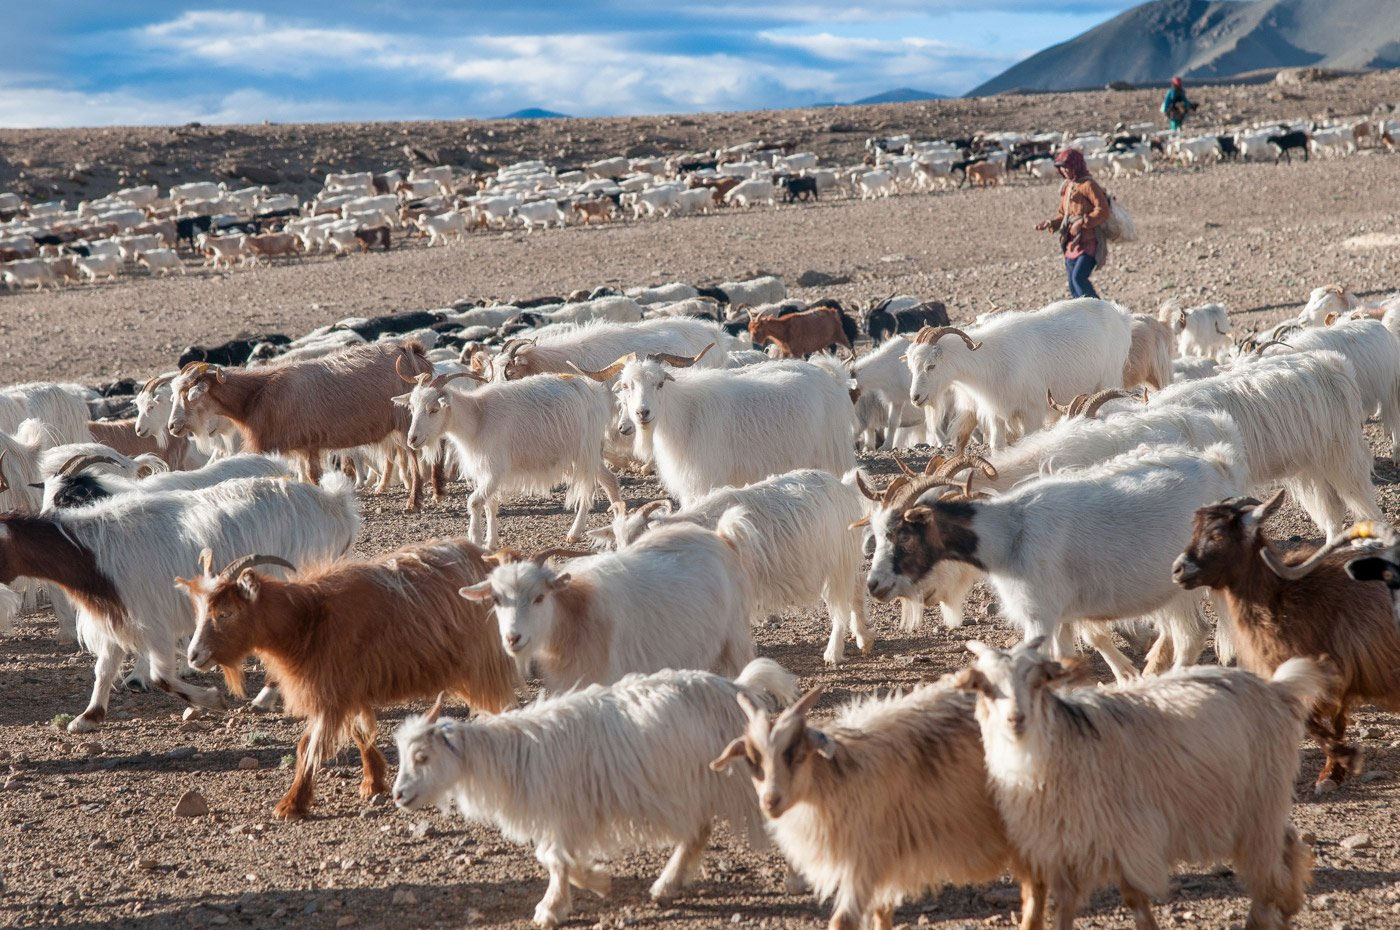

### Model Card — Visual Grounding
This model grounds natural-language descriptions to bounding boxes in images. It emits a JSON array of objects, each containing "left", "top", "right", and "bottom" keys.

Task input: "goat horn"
[
  {"left": 638, "top": 499, "right": 672, "bottom": 518},
  {"left": 567, "top": 355, "right": 633, "bottom": 381},
  {"left": 423, "top": 692, "right": 445, "bottom": 724},
  {"left": 853, "top": 472, "right": 881, "bottom": 501},
  {"left": 434, "top": 371, "right": 484, "bottom": 388},
  {"left": 1259, "top": 522, "right": 1398, "bottom": 580},
  {"left": 1214, "top": 322, "right": 1229, "bottom": 336},
  {"left": 1082, "top": 388, "right": 1137, "bottom": 418},
  {"left": 482, "top": 548, "right": 525, "bottom": 566},
  {"left": 140, "top": 373, "right": 174, "bottom": 395},
  {"left": 59, "top": 453, "right": 120, "bottom": 477},
  {"left": 1252, "top": 339, "right": 1291, "bottom": 355},
  {"left": 1046, "top": 389, "right": 1073, "bottom": 415},
  {"left": 913, "top": 326, "right": 981, "bottom": 350},
  {"left": 178, "top": 361, "right": 210, "bottom": 376},
  {"left": 395, "top": 355, "right": 418, "bottom": 384},
  {"left": 530, "top": 547, "right": 593, "bottom": 564},
  {"left": 500, "top": 337, "right": 535, "bottom": 359},
  {"left": 892, "top": 453, "right": 918, "bottom": 478},
  {"left": 649, "top": 343, "right": 714, "bottom": 368},
  {"left": 923, "top": 454, "right": 947, "bottom": 476},
  {"left": 219, "top": 554, "right": 297, "bottom": 579},
  {"left": 198, "top": 547, "right": 214, "bottom": 576},
  {"left": 936, "top": 454, "right": 998, "bottom": 480},
  {"left": 0, "top": 450, "right": 7, "bottom": 494},
  {"left": 880, "top": 475, "right": 910, "bottom": 506}
]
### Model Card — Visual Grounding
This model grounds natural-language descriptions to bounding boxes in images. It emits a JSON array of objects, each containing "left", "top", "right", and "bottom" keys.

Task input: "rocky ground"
[{"left": 3, "top": 97, "right": 1400, "bottom": 930}]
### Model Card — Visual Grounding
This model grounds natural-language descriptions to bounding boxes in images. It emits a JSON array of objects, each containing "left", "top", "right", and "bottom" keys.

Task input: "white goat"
[
  {"left": 0, "top": 475, "right": 359, "bottom": 732},
  {"left": 600, "top": 469, "right": 871, "bottom": 665},
  {"left": 394, "top": 660, "right": 795, "bottom": 928},
  {"left": 460, "top": 523, "right": 754, "bottom": 693},
  {"left": 397, "top": 370, "right": 623, "bottom": 548},
  {"left": 1162, "top": 301, "right": 1232, "bottom": 360},
  {"left": 960, "top": 639, "right": 1322, "bottom": 930},
  {"left": 906, "top": 299, "right": 1133, "bottom": 450},
  {"left": 601, "top": 353, "right": 856, "bottom": 507}
]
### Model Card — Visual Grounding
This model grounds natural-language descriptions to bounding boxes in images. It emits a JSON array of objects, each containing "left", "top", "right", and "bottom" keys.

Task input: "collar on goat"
[{"left": 912, "top": 326, "right": 981, "bottom": 350}]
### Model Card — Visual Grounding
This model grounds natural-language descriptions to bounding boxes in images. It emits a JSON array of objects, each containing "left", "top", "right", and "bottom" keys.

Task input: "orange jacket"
[{"left": 1051, "top": 175, "right": 1109, "bottom": 258}]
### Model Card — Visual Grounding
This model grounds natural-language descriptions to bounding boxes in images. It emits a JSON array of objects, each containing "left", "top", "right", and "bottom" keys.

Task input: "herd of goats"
[
  {"left": 0, "top": 108, "right": 1393, "bottom": 289},
  {"left": 4, "top": 262, "right": 1400, "bottom": 929}
]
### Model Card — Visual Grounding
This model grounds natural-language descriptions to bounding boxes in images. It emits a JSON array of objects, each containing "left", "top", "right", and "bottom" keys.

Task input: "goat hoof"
[
  {"left": 273, "top": 800, "right": 308, "bottom": 822},
  {"left": 1313, "top": 778, "right": 1340, "bottom": 797},
  {"left": 783, "top": 872, "right": 811, "bottom": 895},
  {"left": 67, "top": 712, "right": 101, "bottom": 734},
  {"left": 532, "top": 906, "right": 563, "bottom": 928},
  {"left": 123, "top": 675, "right": 151, "bottom": 693}
]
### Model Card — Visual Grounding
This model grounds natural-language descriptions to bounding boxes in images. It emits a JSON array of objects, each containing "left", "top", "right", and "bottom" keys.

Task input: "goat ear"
[
  {"left": 662, "top": 372, "right": 676, "bottom": 384},
  {"left": 807, "top": 727, "right": 836, "bottom": 760},
  {"left": 392, "top": 392, "right": 413, "bottom": 407},
  {"left": 709, "top": 738, "right": 749, "bottom": 772},
  {"left": 951, "top": 666, "right": 993, "bottom": 696},
  {"left": 237, "top": 569, "right": 261, "bottom": 601},
  {"left": 136, "top": 464, "right": 155, "bottom": 479},
  {"left": 1046, "top": 654, "right": 1093, "bottom": 686},
  {"left": 788, "top": 686, "right": 824, "bottom": 719},
  {"left": 458, "top": 582, "right": 495, "bottom": 603},
  {"left": 1253, "top": 488, "right": 1287, "bottom": 523},
  {"left": 902, "top": 505, "right": 934, "bottom": 524},
  {"left": 173, "top": 576, "right": 192, "bottom": 593},
  {"left": 547, "top": 572, "right": 571, "bottom": 591}
]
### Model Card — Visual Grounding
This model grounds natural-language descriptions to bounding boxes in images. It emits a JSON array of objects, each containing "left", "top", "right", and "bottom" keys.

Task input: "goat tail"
[
  {"left": 1270, "top": 656, "right": 1333, "bottom": 715},
  {"left": 734, "top": 658, "right": 798, "bottom": 711}
]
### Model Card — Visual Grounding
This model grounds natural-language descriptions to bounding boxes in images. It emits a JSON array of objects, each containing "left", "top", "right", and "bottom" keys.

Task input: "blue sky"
[{"left": 2, "top": 3, "right": 1142, "bottom": 127}]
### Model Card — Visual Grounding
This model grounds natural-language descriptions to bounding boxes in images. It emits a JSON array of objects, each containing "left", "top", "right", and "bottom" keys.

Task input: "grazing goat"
[
  {"left": 1174, "top": 493, "right": 1400, "bottom": 790},
  {"left": 866, "top": 444, "right": 1247, "bottom": 679},
  {"left": 599, "top": 469, "right": 871, "bottom": 665},
  {"left": 494, "top": 317, "right": 729, "bottom": 381},
  {"left": 749, "top": 307, "right": 852, "bottom": 357},
  {"left": 588, "top": 349, "right": 856, "bottom": 506},
  {"left": 39, "top": 452, "right": 289, "bottom": 513},
  {"left": 0, "top": 475, "right": 358, "bottom": 732},
  {"left": 713, "top": 681, "right": 1039, "bottom": 930},
  {"left": 906, "top": 299, "right": 1133, "bottom": 450},
  {"left": 1161, "top": 301, "right": 1232, "bottom": 360},
  {"left": 396, "top": 369, "right": 623, "bottom": 547},
  {"left": 460, "top": 525, "right": 753, "bottom": 693},
  {"left": 169, "top": 341, "right": 433, "bottom": 504},
  {"left": 958, "top": 638, "right": 1320, "bottom": 930},
  {"left": 180, "top": 537, "right": 518, "bottom": 820},
  {"left": 394, "top": 660, "right": 796, "bottom": 928}
]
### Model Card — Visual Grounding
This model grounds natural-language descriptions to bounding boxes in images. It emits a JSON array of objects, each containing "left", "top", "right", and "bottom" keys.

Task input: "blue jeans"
[{"left": 1066, "top": 254, "right": 1099, "bottom": 299}]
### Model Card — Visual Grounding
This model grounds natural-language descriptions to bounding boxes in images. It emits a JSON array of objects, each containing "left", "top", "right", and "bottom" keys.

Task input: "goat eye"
[
  {"left": 533, "top": 594, "right": 545, "bottom": 605},
  {"left": 413, "top": 752, "right": 428, "bottom": 765}
]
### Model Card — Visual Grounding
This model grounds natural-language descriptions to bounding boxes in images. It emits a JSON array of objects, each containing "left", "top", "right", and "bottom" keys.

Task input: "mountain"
[
  {"left": 852, "top": 87, "right": 947, "bottom": 105},
  {"left": 495, "top": 108, "right": 570, "bottom": 119},
  {"left": 969, "top": 0, "right": 1400, "bottom": 96}
]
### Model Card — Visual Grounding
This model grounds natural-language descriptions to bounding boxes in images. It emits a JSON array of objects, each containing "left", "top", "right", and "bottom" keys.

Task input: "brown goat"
[
  {"left": 178, "top": 538, "right": 520, "bottom": 820},
  {"left": 354, "top": 225, "right": 391, "bottom": 252},
  {"left": 244, "top": 232, "right": 302, "bottom": 261},
  {"left": 749, "top": 307, "right": 851, "bottom": 358},
  {"left": 1173, "top": 490, "right": 1400, "bottom": 790},
  {"left": 171, "top": 340, "right": 432, "bottom": 501}
]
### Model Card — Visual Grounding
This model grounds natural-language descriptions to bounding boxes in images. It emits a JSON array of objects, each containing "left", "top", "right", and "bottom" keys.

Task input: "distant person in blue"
[{"left": 1163, "top": 76, "right": 1192, "bottom": 131}]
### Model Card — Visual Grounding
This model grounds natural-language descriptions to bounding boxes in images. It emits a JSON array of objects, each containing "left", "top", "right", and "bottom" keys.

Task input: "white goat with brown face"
[{"left": 395, "top": 368, "right": 624, "bottom": 548}]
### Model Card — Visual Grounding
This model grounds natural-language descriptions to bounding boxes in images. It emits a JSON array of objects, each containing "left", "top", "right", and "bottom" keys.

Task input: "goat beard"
[{"left": 221, "top": 662, "right": 248, "bottom": 700}]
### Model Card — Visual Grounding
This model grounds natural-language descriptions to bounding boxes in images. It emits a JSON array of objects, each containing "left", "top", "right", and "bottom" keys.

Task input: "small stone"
[
  {"left": 210, "top": 916, "right": 229, "bottom": 926},
  {"left": 982, "top": 887, "right": 1021, "bottom": 907},
  {"left": 0, "top": 749, "right": 12, "bottom": 762},
  {"left": 166, "top": 746, "right": 197, "bottom": 760},
  {"left": 1333, "top": 921, "right": 1352, "bottom": 930},
  {"left": 79, "top": 741, "right": 104, "bottom": 756},
  {"left": 302, "top": 899, "right": 320, "bottom": 915},
  {"left": 1300, "top": 831, "right": 1317, "bottom": 845},
  {"left": 336, "top": 917, "right": 356, "bottom": 928},
  {"left": 463, "top": 909, "right": 483, "bottom": 925},
  {"left": 340, "top": 858, "right": 356, "bottom": 870},
  {"left": 181, "top": 707, "right": 205, "bottom": 721},
  {"left": 1314, "top": 779, "right": 1339, "bottom": 797},
  {"left": 1316, "top": 894, "right": 1335, "bottom": 908},
  {"left": 136, "top": 857, "right": 160, "bottom": 870},
  {"left": 409, "top": 821, "right": 432, "bottom": 839},
  {"left": 173, "top": 789, "right": 210, "bottom": 817},
  {"left": 1360, "top": 770, "right": 1389, "bottom": 783},
  {"left": 391, "top": 890, "right": 417, "bottom": 905},
  {"left": 731, "top": 914, "right": 743, "bottom": 924},
  {"left": 795, "top": 269, "right": 849, "bottom": 288},
  {"left": 1360, "top": 726, "right": 1384, "bottom": 739},
  {"left": 237, "top": 756, "right": 259, "bottom": 770},
  {"left": 1341, "top": 833, "right": 1372, "bottom": 850}
]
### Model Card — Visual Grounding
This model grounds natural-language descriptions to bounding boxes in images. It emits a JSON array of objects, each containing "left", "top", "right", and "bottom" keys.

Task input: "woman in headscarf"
[
  {"left": 1035, "top": 148, "right": 1109, "bottom": 300},
  {"left": 1163, "top": 76, "right": 1191, "bottom": 131}
]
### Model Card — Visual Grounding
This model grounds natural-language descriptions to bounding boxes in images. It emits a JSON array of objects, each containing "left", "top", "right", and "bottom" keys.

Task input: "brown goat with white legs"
[
  {"left": 1174, "top": 491, "right": 1400, "bottom": 791},
  {"left": 178, "top": 538, "right": 520, "bottom": 821},
  {"left": 168, "top": 340, "right": 433, "bottom": 509},
  {"left": 712, "top": 682, "right": 1042, "bottom": 930}
]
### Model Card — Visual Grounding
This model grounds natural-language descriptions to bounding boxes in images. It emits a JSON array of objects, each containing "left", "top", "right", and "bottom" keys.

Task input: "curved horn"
[
  {"left": 913, "top": 326, "right": 981, "bottom": 350},
  {"left": 433, "top": 370, "right": 485, "bottom": 388},
  {"left": 892, "top": 453, "right": 918, "bottom": 478},
  {"left": 922, "top": 454, "right": 947, "bottom": 476},
  {"left": 530, "top": 547, "right": 593, "bottom": 564},
  {"left": 395, "top": 354, "right": 418, "bottom": 384},
  {"left": 638, "top": 499, "right": 673, "bottom": 518},
  {"left": 140, "top": 373, "right": 174, "bottom": 396},
  {"left": 218, "top": 553, "right": 297, "bottom": 579},
  {"left": 1251, "top": 339, "right": 1291, "bottom": 356},
  {"left": 1214, "top": 322, "right": 1229, "bottom": 337},
  {"left": 649, "top": 343, "right": 714, "bottom": 368},
  {"left": 880, "top": 475, "right": 910, "bottom": 506},
  {"left": 500, "top": 337, "right": 535, "bottom": 359},
  {"left": 423, "top": 692, "right": 445, "bottom": 724},
  {"left": 179, "top": 361, "right": 211, "bottom": 377},
  {"left": 1046, "top": 389, "right": 1072, "bottom": 415},
  {"left": 853, "top": 472, "right": 881, "bottom": 501},
  {"left": 1082, "top": 388, "right": 1137, "bottom": 418},
  {"left": 482, "top": 548, "right": 525, "bottom": 566},
  {"left": 936, "top": 454, "right": 998, "bottom": 480},
  {"left": 0, "top": 449, "right": 7, "bottom": 494},
  {"left": 198, "top": 547, "right": 214, "bottom": 576},
  {"left": 567, "top": 355, "right": 633, "bottom": 382},
  {"left": 1259, "top": 523, "right": 1397, "bottom": 581},
  {"left": 59, "top": 453, "right": 121, "bottom": 477}
]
